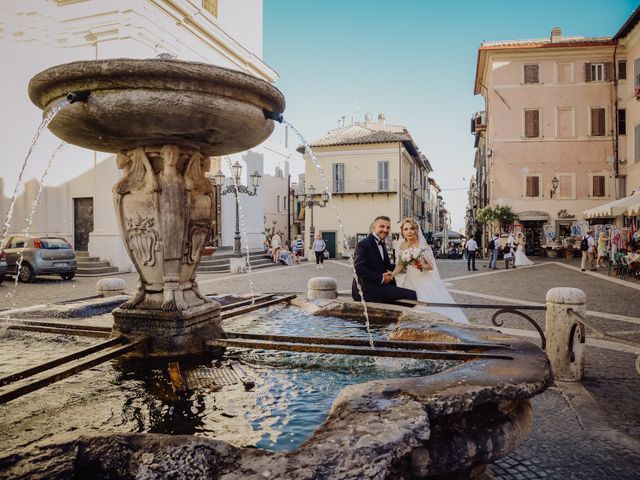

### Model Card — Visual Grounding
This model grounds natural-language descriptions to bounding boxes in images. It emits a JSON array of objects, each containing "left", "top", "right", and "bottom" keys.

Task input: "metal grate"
[{"left": 183, "top": 366, "right": 238, "bottom": 390}]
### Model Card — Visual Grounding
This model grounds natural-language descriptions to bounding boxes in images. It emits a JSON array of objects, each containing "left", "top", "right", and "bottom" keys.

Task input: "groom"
[{"left": 351, "top": 216, "right": 418, "bottom": 304}]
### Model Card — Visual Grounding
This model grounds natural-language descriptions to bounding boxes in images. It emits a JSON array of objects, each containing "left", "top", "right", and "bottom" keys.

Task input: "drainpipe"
[
  {"left": 612, "top": 43, "right": 619, "bottom": 180},
  {"left": 398, "top": 142, "right": 402, "bottom": 220}
]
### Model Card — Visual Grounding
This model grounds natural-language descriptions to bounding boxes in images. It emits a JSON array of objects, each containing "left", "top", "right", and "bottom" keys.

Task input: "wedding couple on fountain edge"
[{"left": 351, "top": 216, "right": 468, "bottom": 324}]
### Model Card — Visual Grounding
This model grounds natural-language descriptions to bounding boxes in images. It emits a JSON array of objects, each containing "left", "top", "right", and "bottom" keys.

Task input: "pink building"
[{"left": 473, "top": 28, "right": 621, "bottom": 255}]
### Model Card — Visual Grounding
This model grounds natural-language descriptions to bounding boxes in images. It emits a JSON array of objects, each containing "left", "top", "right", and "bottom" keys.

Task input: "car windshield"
[{"left": 39, "top": 238, "right": 72, "bottom": 249}]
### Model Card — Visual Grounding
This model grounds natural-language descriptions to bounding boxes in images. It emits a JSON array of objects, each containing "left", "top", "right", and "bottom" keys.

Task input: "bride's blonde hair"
[{"left": 399, "top": 218, "right": 420, "bottom": 243}]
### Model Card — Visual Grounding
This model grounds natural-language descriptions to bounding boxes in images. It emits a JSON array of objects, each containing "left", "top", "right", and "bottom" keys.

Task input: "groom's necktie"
[{"left": 379, "top": 240, "right": 389, "bottom": 266}]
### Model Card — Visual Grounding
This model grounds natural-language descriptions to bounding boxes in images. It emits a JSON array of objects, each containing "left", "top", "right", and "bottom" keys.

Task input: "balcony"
[
  {"left": 330, "top": 178, "right": 398, "bottom": 195},
  {"left": 471, "top": 111, "right": 487, "bottom": 133}
]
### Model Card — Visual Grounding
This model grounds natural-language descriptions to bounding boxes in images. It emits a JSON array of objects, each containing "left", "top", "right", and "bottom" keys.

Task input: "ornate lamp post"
[
  {"left": 297, "top": 185, "right": 329, "bottom": 257},
  {"left": 212, "top": 161, "right": 261, "bottom": 269}
]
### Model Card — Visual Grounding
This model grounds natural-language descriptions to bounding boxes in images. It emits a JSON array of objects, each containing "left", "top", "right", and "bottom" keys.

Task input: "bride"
[
  {"left": 513, "top": 233, "right": 534, "bottom": 267},
  {"left": 392, "top": 218, "right": 468, "bottom": 324}
]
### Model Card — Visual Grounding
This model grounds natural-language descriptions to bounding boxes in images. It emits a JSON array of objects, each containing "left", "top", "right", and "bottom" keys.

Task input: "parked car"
[
  {"left": 1, "top": 236, "right": 77, "bottom": 282},
  {"left": 0, "top": 249, "right": 7, "bottom": 284}
]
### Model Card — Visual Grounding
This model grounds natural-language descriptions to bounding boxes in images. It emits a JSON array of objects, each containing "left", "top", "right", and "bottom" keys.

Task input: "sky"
[{"left": 263, "top": 0, "right": 638, "bottom": 231}]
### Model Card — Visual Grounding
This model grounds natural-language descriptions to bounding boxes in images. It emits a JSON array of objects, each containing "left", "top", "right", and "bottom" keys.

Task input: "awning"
[
  {"left": 583, "top": 192, "right": 640, "bottom": 218},
  {"left": 433, "top": 229, "right": 463, "bottom": 239},
  {"left": 517, "top": 211, "right": 550, "bottom": 221}
]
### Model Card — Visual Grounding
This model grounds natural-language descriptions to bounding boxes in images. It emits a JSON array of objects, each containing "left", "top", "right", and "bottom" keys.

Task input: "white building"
[{"left": 0, "top": 0, "right": 290, "bottom": 271}]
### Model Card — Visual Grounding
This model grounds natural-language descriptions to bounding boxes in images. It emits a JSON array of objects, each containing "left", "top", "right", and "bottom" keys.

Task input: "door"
[
  {"left": 73, "top": 197, "right": 94, "bottom": 252},
  {"left": 522, "top": 221, "right": 543, "bottom": 256},
  {"left": 321, "top": 231, "right": 336, "bottom": 259}
]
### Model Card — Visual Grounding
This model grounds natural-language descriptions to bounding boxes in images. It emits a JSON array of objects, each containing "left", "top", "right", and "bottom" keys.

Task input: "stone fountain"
[
  {"left": 3, "top": 58, "right": 553, "bottom": 479},
  {"left": 28, "top": 58, "right": 285, "bottom": 356}
]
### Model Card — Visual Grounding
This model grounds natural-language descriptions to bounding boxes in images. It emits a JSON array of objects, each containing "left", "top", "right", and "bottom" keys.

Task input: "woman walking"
[
  {"left": 596, "top": 231, "right": 608, "bottom": 268},
  {"left": 313, "top": 234, "right": 326, "bottom": 269}
]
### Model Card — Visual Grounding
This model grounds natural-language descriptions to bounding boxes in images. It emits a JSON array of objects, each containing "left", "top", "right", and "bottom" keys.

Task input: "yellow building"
[{"left": 298, "top": 114, "right": 433, "bottom": 258}]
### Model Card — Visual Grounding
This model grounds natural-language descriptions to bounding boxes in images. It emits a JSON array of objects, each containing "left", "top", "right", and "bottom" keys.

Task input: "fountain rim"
[{"left": 27, "top": 57, "right": 286, "bottom": 114}]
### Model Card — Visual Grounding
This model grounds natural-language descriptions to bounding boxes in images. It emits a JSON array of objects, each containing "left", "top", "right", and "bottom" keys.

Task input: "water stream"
[
  {"left": 283, "top": 121, "right": 375, "bottom": 348},
  {"left": 1, "top": 99, "right": 70, "bottom": 247},
  {"left": 10, "top": 142, "right": 68, "bottom": 305}
]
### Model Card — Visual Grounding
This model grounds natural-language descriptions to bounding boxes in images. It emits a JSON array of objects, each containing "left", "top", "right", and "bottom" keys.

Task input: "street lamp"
[
  {"left": 297, "top": 184, "right": 329, "bottom": 252},
  {"left": 212, "top": 161, "right": 261, "bottom": 257},
  {"left": 550, "top": 176, "right": 559, "bottom": 198}
]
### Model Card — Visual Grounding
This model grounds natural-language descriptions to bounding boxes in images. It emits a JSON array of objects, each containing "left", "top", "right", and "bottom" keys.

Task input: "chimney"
[
  {"left": 550, "top": 27, "right": 562, "bottom": 43},
  {"left": 378, "top": 113, "right": 386, "bottom": 130}
]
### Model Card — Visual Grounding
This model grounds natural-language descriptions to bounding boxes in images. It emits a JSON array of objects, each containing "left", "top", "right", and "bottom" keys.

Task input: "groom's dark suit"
[{"left": 351, "top": 234, "right": 418, "bottom": 304}]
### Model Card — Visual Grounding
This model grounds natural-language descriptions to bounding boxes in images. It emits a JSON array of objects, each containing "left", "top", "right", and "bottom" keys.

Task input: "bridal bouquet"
[{"left": 399, "top": 247, "right": 432, "bottom": 272}]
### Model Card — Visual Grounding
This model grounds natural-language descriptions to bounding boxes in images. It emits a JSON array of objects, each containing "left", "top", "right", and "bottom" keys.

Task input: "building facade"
[
  {"left": 298, "top": 114, "right": 436, "bottom": 258},
  {"left": 0, "top": 0, "right": 288, "bottom": 271},
  {"left": 473, "top": 28, "right": 619, "bottom": 254}
]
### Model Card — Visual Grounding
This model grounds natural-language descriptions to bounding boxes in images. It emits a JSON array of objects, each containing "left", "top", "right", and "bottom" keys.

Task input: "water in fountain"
[
  {"left": 0, "top": 99, "right": 70, "bottom": 247},
  {"left": 224, "top": 156, "right": 256, "bottom": 304},
  {"left": 283, "top": 121, "right": 375, "bottom": 348},
  {"left": 10, "top": 142, "right": 68, "bottom": 306}
]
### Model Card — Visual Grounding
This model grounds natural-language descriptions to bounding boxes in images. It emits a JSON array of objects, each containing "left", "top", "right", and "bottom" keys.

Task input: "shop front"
[{"left": 516, "top": 211, "right": 548, "bottom": 257}]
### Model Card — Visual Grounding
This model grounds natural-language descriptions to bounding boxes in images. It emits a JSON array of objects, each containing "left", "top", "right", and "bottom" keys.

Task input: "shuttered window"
[
  {"left": 618, "top": 109, "right": 626, "bottom": 136},
  {"left": 332, "top": 163, "right": 344, "bottom": 193},
  {"left": 635, "top": 58, "right": 640, "bottom": 88},
  {"left": 524, "top": 109, "right": 540, "bottom": 138},
  {"left": 558, "top": 175, "right": 573, "bottom": 198},
  {"left": 524, "top": 64, "right": 539, "bottom": 84},
  {"left": 592, "top": 176, "right": 605, "bottom": 197},
  {"left": 525, "top": 176, "right": 540, "bottom": 197},
  {"left": 618, "top": 61, "right": 627, "bottom": 80},
  {"left": 635, "top": 125, "right": 640, "bottom": 162},
  {"left": 590, "top": 107, "right": 606, "bottom": 136},
  {"left": 590, "top": 63, "right": 604, "bottom": 81},
  {"left": 377, "top": 161, "right": 389, "bottom": 191}
]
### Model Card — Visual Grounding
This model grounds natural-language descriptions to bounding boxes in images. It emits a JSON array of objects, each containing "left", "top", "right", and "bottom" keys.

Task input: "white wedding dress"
[
  {"left": 514, "top": 243, "right": 534, "bottom": 266},
  {"left": 395, "top": 238, "right": 468, "bottom": 324}
]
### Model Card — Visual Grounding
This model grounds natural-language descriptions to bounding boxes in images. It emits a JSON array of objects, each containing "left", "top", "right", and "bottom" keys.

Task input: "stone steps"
[{"left": 75, "top": 251, "right": 120, "bottom": 276}]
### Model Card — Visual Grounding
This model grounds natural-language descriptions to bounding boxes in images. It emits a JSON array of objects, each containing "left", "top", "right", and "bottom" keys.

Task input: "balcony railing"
[{"left": 330, "top": 178, "right": 398, "bottom": 194}]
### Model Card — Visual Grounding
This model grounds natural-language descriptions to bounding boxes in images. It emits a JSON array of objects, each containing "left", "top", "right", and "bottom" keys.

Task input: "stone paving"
[{"left": 2, "top": 256, "right": 640, "bottom": 478}]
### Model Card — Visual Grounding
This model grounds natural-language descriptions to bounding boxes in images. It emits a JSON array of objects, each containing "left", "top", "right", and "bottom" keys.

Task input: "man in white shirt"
[{"left": 465, "top": 237, "right": 478, "bottom": 271}]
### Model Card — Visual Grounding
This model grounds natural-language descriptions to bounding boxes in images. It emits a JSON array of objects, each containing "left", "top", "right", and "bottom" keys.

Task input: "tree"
[{"left": 476, "top": 205, "right": 518, "bottom": 235}]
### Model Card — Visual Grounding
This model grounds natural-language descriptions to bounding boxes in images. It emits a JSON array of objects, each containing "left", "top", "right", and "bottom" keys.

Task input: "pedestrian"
[
  {"left": 580, "top": 230, "right": 596, "bottom": 272},
  {"left": 271, "top": 231, "right": 282, "bottom": 263},
  {"left": 488, "top": 233, "right": 499, "bottom": 269},
  {"left": 503, "top": 244, "right": 515, "bottom": 269},
  {"left": 465, "top": 236, "right": 478, "bottom": 271},
  {"left": 292, "top": 234, "right": 304, "bottom": 265},
  {"left": 313, "top": 233, "right": 326, "bottom": 269},
  {"left": 596, "top": 231, "right": 608, "bottom": 268}
]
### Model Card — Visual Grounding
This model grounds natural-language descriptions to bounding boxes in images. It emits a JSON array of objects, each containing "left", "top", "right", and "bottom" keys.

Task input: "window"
[
  {"left": 284, "top": 195, "right": 288, "bottom": 211},
  {"left": 276, "top": 195, "right": 280, "bottom": 213},
  {"left": 557, "top": 62, "right": 573, "bottom": 83},
  {"left": 524, "top": 109, "right": 540, "bottom": 138},
  {"left": 618, "top": 60, "right": 627, "bottom": 80},
  {"left": 557, "top": 174, "right": 575, "bottom": 199},
  {"left": 557, "top": 107, "right": 575, "bottom": 138},
  {"left": 590, "top": 63, "right": 604, "bottom": 82},
  {"left": 202, "top": 0, "right": 218, "bottom": 16},
  {"left": 635, "top": 58, "right": 640, "bottom": 88},
  {"left": 592, "top": 176, "right": 606, "bottom": 197},
  {"left": 618, "top": 109, "right": 626, "bottom": 136},
  {"left": 332, "top": 163, "right": 344, "bottom": 193},
  {"left": 377, "top": 160, "right": 389, "bottom": 191},
  {"left": 590, "top": 107, "right": 606, "bottom": 136},
  {"left": 524, "top": 64, "right": 540, "bottom": 84},
  {"left": 525, "top": 176, "right": 540, "bottom": 197},
  {"left": 9, "top": 237, "right": 25, "bottom": 249},
  {"left": 635, "top": 125, "right": 640, "bottom": 162}
]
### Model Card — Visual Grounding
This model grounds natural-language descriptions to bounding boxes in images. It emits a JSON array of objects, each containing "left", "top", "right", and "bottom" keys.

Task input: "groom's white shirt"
[{"left": 371, "top": 233, "right": 385, "bottom": 260}]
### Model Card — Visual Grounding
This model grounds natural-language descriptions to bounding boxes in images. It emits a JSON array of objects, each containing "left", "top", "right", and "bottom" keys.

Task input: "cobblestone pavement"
[{"left": 2, "top": 257, "right": 640, "bottom": 478}]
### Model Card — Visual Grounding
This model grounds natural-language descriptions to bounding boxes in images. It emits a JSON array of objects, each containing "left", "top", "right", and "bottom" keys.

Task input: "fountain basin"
[
  {"left": 28, "top": 59, "right": 286, "bottom": 155},
  {"left": 1, "top": 298, "right": 552, "bottom": 479}
]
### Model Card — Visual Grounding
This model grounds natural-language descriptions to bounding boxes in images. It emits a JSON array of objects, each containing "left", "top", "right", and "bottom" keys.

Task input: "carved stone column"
[{"left": 111, "top": 145, "right": 223, "bottom": 356}]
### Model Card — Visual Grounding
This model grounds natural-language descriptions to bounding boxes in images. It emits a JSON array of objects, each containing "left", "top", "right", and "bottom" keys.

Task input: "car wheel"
[
  {"left": 18, "top": 263, "right": 35, "bottom": 283},
  {"left": 61, "top": 272, "right": 75, "bottom": 281}
]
